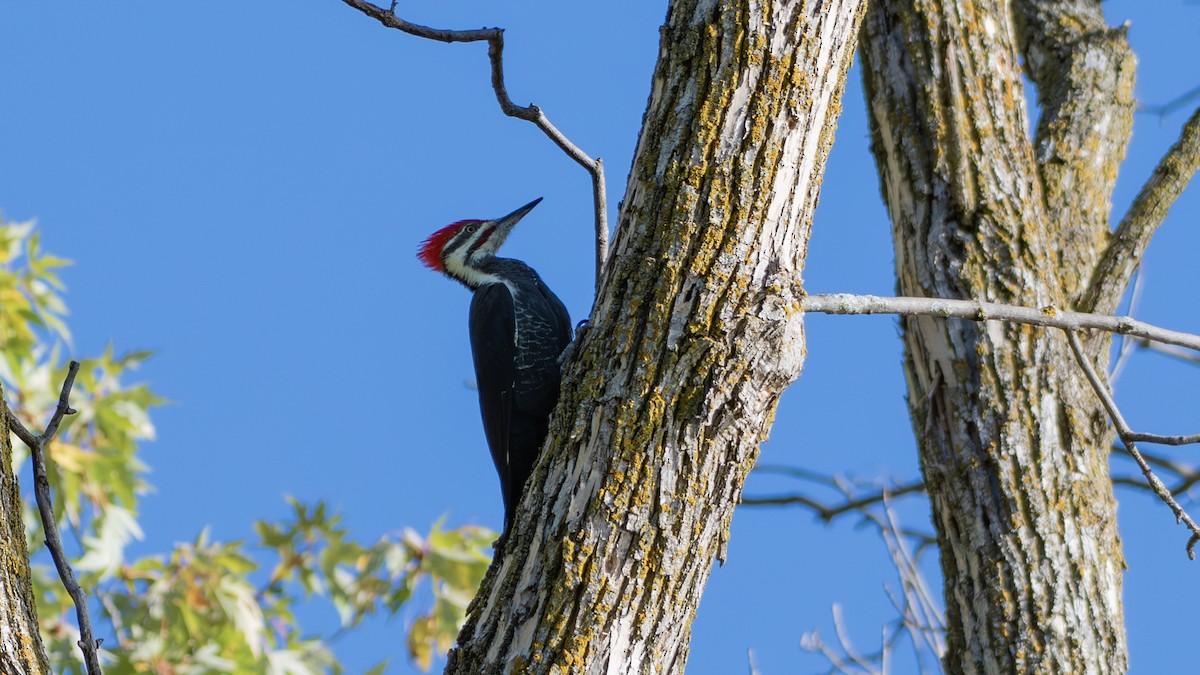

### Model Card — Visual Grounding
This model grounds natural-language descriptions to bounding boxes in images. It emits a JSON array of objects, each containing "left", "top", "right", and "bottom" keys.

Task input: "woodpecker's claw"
[
  {"left": 558, "top": 320, "right": 590, "bottom": 366},
  {"left": 557, "top": 343, "right": 575, "bottom": 367}
]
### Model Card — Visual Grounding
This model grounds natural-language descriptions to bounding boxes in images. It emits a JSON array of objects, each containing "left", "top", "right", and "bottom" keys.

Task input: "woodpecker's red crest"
[{"left": 418, "top": 220, "right": 485, "bottom": 272}]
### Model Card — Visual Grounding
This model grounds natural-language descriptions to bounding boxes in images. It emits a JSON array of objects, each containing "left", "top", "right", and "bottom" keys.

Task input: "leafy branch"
[
  {"left": 7, "top": 361, "right": 102, "bottom": 675},
  {"left": 0, "top": 218, "right": 495, "bottom": 672}
]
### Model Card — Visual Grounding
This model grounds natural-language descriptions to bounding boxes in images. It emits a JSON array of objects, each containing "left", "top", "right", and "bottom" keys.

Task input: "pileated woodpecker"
[{"left": 418, "top": 198, "right": 572, "bottom": 533}]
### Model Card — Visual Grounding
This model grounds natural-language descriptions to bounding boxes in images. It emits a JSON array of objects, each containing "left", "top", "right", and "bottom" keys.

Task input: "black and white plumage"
[{"left": 418, "top": 198, "right": 572, "bottom": 533}]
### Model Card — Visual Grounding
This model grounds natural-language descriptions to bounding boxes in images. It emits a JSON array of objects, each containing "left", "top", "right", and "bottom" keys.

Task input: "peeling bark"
[
  {"left": 0, "top": 388, "right": 51, "bottom": 675},
  {"left": 860, "top": 0, "right": 1128, "bottom": 672},
  {"left": 445, "top": 0, "right": 865, "bottom": 672}
]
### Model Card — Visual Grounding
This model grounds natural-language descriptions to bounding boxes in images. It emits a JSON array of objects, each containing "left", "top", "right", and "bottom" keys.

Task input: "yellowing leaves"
[{"left": 5, "top": 216, "right": 490, "bottom": 673}]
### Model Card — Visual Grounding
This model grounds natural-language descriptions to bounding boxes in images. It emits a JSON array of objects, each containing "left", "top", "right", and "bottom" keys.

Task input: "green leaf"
[
  {"left": 75, "top": 505, "right": 144, "bottom": 577},
  {"left": 408, "top": 615, "right": 436, "bottom": 672}
]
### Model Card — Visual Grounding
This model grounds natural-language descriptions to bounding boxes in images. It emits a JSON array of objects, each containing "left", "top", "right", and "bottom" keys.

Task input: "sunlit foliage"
[{"left": 1, "top": 216, "right": 492, "bottom": 672}]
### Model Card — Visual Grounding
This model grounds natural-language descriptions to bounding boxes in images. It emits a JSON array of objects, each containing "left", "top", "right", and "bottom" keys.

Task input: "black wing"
[
  {"left": 469, "top": 277, "right": 571, "bottom": 533},
  {"left": 507, "top": 279, "right": 571, "bottom": 450},
  {"left": 538, "top": 277, "right": 574, "bottom": 354},
  {"left": 469, "top": 283, "right": 517, "bottom": 525}
]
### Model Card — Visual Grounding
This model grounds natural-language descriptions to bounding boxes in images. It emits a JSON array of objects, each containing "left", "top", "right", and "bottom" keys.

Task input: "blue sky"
[{"left": 2, "top": 1, "right": 1198, "bottom": 672}]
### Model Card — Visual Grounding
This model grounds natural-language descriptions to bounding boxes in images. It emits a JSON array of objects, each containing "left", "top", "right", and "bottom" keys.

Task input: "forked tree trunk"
[
  {"left": 446, "top": 0, "right": 865, "bottom": 672},
  {"left": 859, "top": 0, "right": 1135, "bottom": 671},
  {"left": 0, "top": 386, "right": 51, "bottom": 674}
]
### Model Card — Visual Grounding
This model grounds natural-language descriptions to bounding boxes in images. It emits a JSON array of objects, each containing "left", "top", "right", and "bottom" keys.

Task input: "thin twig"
[
  {"left": 796, "top": 487, "right": 943, "bottom": 675},
  {"left": 1130, "top": 446, "right": 1193, "bottom": 474},
  {"left": 879, "top": 625, "right": 889, "bottom": 675},
  {"left": 6, "top": 361, "right": 104, "bottom": 673},
  {"left": 753, "top": 463, "right": 842, "bottom": 486},
  {"left": 800, "top": 631, "right": 856, "bottom": 675},
  {"left": 96, "top": 588, "right": 126, "bottom": 648},
  {"left": 801, "top": 293, "right": 1200, "bottom": 353},
  {"left": 1079, "top": 105, "right": 1200, "bottom": 315},
  {"left": 878, "top": 498, "right": 944, "bottom": 645},
  {"left": 339, "top": 0, "right": 610, "bottom": 293},
  {"left": 1108, "top": 266, "right": 1143, "bottom": 386},
  {"left": 746, "top": 648, "right": 761, "bottom": 675},
  {"left": 832, "top": 603, "right": 878, "bottom": 674},
  {"left": 1065, "top": 332, "right": 1200, "bottom": 559}
]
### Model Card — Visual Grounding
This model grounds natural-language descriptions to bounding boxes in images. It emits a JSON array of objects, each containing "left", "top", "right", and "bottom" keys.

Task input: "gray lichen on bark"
[
  {"left": 0, "top": 387, "right": 51, "bottom": 675},
  {"left": 860, "top": 0, "right": 1134, "bottom": 671}
]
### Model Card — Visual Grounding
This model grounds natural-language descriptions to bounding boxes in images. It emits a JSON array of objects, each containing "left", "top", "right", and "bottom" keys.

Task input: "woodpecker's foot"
[
  {"left": 557, "top": 320, "right": 591, "bottom": 366},
  {"left": 492, "top": 531, "right": 509, "bottom": 550}
]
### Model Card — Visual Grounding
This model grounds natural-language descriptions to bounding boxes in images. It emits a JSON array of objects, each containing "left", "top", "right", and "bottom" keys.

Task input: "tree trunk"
[
  {"left": 859, "top": 0, "right": 1134, "bottom": 671},
  {"left": 446, "top": 0, "right": 865, "bottom": 672},
  {"left": 0, "top": 388, "right": 51, "bottom": 674}
]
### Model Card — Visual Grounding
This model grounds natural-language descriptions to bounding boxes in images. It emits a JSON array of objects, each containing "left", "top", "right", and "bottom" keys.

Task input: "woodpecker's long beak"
[{"left": 492, "top": 197, "right": 543, "bottom": 241}]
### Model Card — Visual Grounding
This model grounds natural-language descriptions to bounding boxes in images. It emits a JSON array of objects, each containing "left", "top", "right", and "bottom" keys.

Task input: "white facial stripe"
[{"left": 444, "top": 256, "right": 502, "bottom": 287}]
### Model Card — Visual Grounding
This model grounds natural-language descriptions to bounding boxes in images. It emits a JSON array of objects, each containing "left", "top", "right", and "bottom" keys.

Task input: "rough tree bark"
[
  {"left": 0, "top": 387, "right": 51, "bottom": 674},
  {"left": 860, "top": 0, "right": 1135, "bottom": 671},
  {"left": 445, "top": 0, "right": 865, "bottom": 672}
]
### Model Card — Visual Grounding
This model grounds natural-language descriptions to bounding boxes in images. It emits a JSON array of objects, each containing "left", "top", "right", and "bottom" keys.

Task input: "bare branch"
[
  {"left": 590, "top": 160, "right": 609, "bottom": 292},
  {"left": 801, "top": 293, "right": 1200, "bottom": 353},
  {"left": 1065, "top": 332, "right": 1200, "bottom": 559},
  {"left": 5, "top": 361, "right": 104, "bottom": 673},
  {"left": 1139, "top": 339, "right": 1200, "bottom": 367},
  {"left": 1141, "top": 83, "right": 1200, "bottom": 118},
  {"left": 339, "top": 0, "right": 610, "bottom": 293},
  {"left": 1079, "top": 105, "right": 1200, "bottom": 314},
  {"left": 741, "top": 480, "right": 926, "bottom": 522},
  {"left": 801, "top": 499, "right": 944, "bottom": 675},
  {"left": 1112, "top": 447, "right": 1200, "bottom": 499},
  {"left": 7, "top": 409, "right": 39, "bottom": 449},
  {"left": 739, "top": 491, "right": 827, "bottom": 510},
  {"left": 1124, "top": 431, "right": 1200, "bottom": 447},
  {"left": 43, "top": 365, "right": 80, "bottom": 441}
]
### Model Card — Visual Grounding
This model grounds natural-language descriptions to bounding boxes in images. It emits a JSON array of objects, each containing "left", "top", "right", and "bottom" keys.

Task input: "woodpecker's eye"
[{"left": 466, "top": 225, "right": 477, "bottom": 234}]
